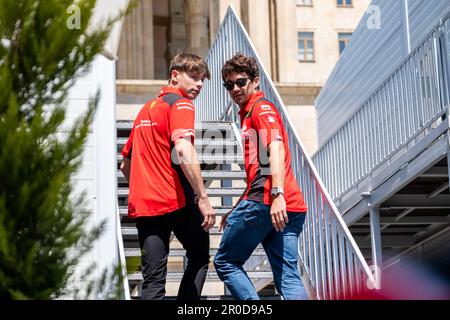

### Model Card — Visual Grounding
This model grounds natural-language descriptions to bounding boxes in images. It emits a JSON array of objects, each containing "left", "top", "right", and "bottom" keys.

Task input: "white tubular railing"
[
  {"left": 313, "top": 14, "right": 450, "bottom": 202},
  {"left": 116, "top": 201, "right": 130, "bottom": 300},
  {"left": 196, "top": 6, "right": 376, "bottom": 300}
]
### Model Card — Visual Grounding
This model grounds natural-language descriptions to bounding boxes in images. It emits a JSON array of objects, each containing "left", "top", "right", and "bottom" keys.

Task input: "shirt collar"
[
  {"left": 238, "top": 91, "right": 265, "bottom": 118},
  {"left": 158, "top": 86, "right": 186, "bottom": 98}
]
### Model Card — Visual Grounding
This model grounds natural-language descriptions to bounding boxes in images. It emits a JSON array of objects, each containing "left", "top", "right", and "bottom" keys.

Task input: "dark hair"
[
  {"left": 169, "top": 53, "right": 211, "bottom": 80},
  {"left": 222, "top": 54, "right": 259, "bottom": 81}
]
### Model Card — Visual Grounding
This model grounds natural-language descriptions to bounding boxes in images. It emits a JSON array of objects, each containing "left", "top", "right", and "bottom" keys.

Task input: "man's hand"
[
  {"left": 219, "top": 209, "right": 232, "bottom": 232},
  {"left": 198, "top": 196, "right": 215, "bottom": 232},
  {"left": 270, "top": 195, "right": 288, "bottom": 232},
  {"left": 120, "top": 158, "right": 131, "bottom": 184}
]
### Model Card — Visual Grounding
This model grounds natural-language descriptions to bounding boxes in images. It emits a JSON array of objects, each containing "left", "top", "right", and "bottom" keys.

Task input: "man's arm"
[
  {"left": 269, "top": 141, "right": 287, "bottom": 232},
  {"left": 174, "top": 139, "right": 215, "bottom": 231},
  {"left": 120, "top": 157, "right": 131, "bottom": 184}
]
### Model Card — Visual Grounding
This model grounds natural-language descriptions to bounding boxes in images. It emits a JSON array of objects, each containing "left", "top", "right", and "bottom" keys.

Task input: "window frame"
[
  {"left": 297, "top": 0, "right": 313, "bottom": 7},
  {"left": 338, "top": 32, "right": 353, "bottom": 55},
  {"left": 337, "top": 0, "right": 353, "bottom": 8},
  {"left": 298, "top": 31, "right": 315, "bottom": 62}
]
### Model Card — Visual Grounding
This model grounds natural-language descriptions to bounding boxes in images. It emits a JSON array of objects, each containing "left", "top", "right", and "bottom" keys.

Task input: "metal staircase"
[
  {"left": 194, "top": 7, "right": 377, "bottom": 300},
  {"left": 116, "top": 120, "right": 275, "bottom": 299},
  {"left": 114, "top": 6, "right": 378, "bottom": 300}
]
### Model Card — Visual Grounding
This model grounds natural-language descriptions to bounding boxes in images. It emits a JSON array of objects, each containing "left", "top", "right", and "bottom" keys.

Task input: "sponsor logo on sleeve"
[
  {"left": 136, "top": 120, "right": 158, "bottom": 130},
  {"left": 259, "top": 111, "right": 277, "bottom": 116},
  {"left": 267, "top": 115, "right": 276, "bottom": 123},
  {"left": 176, "top": 102, "right": 195, "bottom": 111}
]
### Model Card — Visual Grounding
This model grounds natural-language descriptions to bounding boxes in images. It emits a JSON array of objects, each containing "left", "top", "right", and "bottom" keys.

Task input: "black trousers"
[{"left": 136, "top": 205, "right": 210, "bottom": 300}]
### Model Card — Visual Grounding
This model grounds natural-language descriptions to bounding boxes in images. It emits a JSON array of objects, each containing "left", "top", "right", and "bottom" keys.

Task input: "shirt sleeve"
[
  {"left": 251, "top": 102, "right": 284, "bottom": 148},
  {"left": 169, "top": 99, "right": 195, "bottom": 144},
  {"left": 121, "top": 127, "right": 134, "bottom": 159}
]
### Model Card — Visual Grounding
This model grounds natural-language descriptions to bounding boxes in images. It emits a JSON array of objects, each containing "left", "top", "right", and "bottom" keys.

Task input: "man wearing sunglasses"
[
  {"left": 214, "top": 54, "right": 308, "bottom": 300},
  {"left": 120, "top": 53, "right": 215, "bottom": 300}
]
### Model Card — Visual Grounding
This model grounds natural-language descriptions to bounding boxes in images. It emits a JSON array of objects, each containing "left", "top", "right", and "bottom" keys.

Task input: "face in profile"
[
  {"left": 223, "top": 72, "right": 259, "bottom": 108},
  {"left": 173, "top": 71, "right": 206, "bottom": 100}
]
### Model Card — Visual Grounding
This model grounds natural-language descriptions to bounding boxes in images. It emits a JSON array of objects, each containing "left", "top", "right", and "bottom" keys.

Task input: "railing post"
[
  {"left": 447, "top": 147, "right": 450, "bottom": 193},
  {"left": 437, "top": 23, "right": 450, "bottom": 109},
  {"left": 222, "top": 164, "right": 233, "bottom": 207},
  {"left": 369, "top": 206, "right": 382, "bottom": 290},
  {"left": 447, "top": 105, "right": 450, "bottom": 190},
  {"left": 401, "top": 0, "right": 411, "bottom": 54},
  {"left": 361, "top": 192, "right": 382, "bottom": 290}
]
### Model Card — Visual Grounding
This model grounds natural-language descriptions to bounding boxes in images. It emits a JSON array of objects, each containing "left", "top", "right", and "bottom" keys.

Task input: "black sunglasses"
[{"left": 223, "top": 78, "right": 250, "bottom": 90}]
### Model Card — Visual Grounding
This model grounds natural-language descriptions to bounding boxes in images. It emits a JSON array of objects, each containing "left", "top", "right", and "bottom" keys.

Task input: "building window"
[
  {"left": 338, "top": 32, "right": 353, "bottom": 54},
  {"left": 297, "top": 0, "right": 313, "bottom": 6},
  {"left": 298, "top": 32, "right": 314, "bottom": 62},
  {"left": 337, "top": 0, "right": 352, "bottom": 7}
]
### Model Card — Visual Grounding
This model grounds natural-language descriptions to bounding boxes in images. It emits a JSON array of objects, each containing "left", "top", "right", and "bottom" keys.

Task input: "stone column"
[
  {"left": 168, "top": 0, "right": 187, "bottom": 57},
  {"left": 209, "top": 0, "right": 241, "bottom": 45},
  {"left": 246, "top": 0, "right": 272, "bottom": 76},
  {"left": 117, "top": 0, "right": 154, "bottom": 79},
  {"left": 185, "top": 0, "right": 210, "bottom": 57},
  {"left": 209, "top": 0, "right": 221, "bottom": 44},
  {"left": 275, "top": 0, "right": 297, "bottom": 83}
]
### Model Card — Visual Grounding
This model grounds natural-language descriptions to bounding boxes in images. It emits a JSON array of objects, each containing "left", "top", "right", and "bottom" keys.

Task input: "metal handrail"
[
  {"left": 313, "top": 15, "right": 450, "bottom": 202},
  {"left": 116, "top": 200, "right": 130, "bottom": 300},
  {"left": 196, "top": 5, "right": 376, "bottom": 300}
]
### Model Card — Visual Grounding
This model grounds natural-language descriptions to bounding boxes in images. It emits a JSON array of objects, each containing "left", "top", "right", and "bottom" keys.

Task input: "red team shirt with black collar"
[
  {"left": 238, "top": 91, "right": 308, "bottom": 213},
  {"left": 121, "top": 87, "right": 197, "bottom": 218}
]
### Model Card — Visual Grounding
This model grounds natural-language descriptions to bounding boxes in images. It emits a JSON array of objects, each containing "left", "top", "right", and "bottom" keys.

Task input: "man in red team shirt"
[
  {"left": 214, "top": 54, "right": 308, "bottom": 300},
  {"left": 120, "top": 53, "right": 215, "bottom": 300}
]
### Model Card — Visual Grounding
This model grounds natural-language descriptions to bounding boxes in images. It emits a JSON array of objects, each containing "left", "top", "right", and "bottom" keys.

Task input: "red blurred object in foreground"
[{"left": 348, "top": 259, "right": 450, "bottom": 300}]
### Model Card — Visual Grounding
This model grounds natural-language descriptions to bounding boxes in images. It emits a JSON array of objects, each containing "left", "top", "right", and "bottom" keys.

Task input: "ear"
[
  {"left": 170, "top": 70, "right": 179, "bottom": 83},
  {"left": 253, "top": 76, "right": 260, "bottom": 89}
]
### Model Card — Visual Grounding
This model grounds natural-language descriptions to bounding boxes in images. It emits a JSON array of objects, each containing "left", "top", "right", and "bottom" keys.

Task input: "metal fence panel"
[{"left": 314, "top": 15, "right": 450, "bottom": 202}]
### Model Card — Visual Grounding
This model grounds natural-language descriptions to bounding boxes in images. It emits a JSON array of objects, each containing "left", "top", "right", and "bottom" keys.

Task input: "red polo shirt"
[
  {"left": 239, "top": 91, "right": 308, "bottom": 213},
  {"left": 121, "top": 87, "right": 196, "bottom": 218}
]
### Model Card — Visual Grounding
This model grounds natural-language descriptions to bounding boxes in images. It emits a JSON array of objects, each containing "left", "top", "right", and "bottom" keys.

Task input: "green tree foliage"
[{"left": 0, "top": 0, "right": 125, "bottom": 299}]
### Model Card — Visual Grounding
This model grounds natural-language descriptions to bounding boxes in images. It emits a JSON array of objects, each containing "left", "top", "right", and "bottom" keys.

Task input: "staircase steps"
[{"left": 116, "top": 119, "right": 272, "bottom": 299}]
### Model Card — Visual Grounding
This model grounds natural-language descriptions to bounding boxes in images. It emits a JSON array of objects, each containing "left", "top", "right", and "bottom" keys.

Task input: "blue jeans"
[{"left": 214, "top": 200, "right": 308, "bottom": 300}]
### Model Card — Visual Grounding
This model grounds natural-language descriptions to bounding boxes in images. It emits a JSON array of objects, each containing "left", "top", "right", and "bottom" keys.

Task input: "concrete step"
[
  {"left": 125, "top": 247, "right": 267, "bottom": 258},
  {"left": 116, "top": 121, "right": 233, "bottom": 131},
  {"left": 204, "top": 188, "right": 245, "bottom": 197},
  {"left": 125, "top": 255, "right": 270, "bottom": 275},
  {"left": 119, "top": 206, "right": 233, "bottom": 217},
  {"left": 128, "top": 271, "right": 274, "bottom": 282},
  {"left": 116, "top": 170, "right": 246, "bottom": 183},
  {"left": 116, "top": 137, "right": 238, "bottom": 149},
  {"left": 123, "top": 231, "right": 224, "bottom": 249},
  {"left": 124, "top": 253, "right": 194, "bottom": 274},
  {"left": 122, "top": 226, "right": 226, "bottom": 237},
  {"left": 116, "top": 121, "right": 235, "bottom": 142},
  {"left": 117, "top": 154, "right": 244, "bottom": 165},
  {"left": 201, "top": 170, "right": 246, "bottom": 180},
  {"left": 118, "top": 188, "right": 245, "bottom": 198},
  {"left": 129, "top": 279, "right": 228, "bottom": 297}
]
